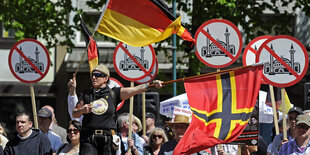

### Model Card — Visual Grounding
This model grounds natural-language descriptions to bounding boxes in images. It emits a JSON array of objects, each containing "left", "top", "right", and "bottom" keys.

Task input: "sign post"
[{"left": 8, "top": 39, "right": 50, "bottom": 129}]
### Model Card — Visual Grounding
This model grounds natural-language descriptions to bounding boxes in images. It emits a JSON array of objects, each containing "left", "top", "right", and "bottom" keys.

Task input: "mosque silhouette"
[
  {"left": 119, "top": 45, "right": 149, "bottom": 71},
  {"left": 15, "top": 46, "right": 44, "bottom": 73},
  {"left": 201, "top": 27, "right": 235, "bottom": 57},
  {"left": 264, "top": 44, "right": 300, "bottom": 75}
]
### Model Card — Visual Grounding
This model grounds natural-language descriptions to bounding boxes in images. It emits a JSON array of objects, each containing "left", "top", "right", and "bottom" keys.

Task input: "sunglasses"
[
  {"left": 67, "top": 128, "right": 79, "bottom": 134},
  {"left": 152, "top": 135, "right": 163, "bottom": 139},
  {"left": 92, "top": 72, "right": 107, "bottom": 78},
  {"left": 297, "top": 124, "right": 310, "bottom": 130}
]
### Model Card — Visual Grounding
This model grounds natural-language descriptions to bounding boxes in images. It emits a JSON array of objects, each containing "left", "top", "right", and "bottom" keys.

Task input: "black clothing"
[
  {"left": 158, "top": 139, "right": 177, "bottom": 155},
  {"left": 4, "top": 129, "right": 52, "bottom": 155},
  {"left": 79, "top": 86, "right": 121, "bottom": 155},
  {"left": 143, "top": 145, "right": 154, "bottom": 155},
  {"left": 80, "top": 134, "right": 112, "bottom": 155},
  {"left": 81, "top": 87, "right": 121, "bottom": 130}
]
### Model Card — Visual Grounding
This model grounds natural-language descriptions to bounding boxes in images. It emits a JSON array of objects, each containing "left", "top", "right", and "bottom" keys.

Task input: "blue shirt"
[
  {"left": 41, "top": 130, "right": 63, "bottom": 152},
  {"left": 271, "top": 129, "right": 294, "bottom": 154},
  {"left": 121, "top": 133, "right": 143, "bottom": 155},
  {"left": 279, "top": 139, "right": 310, "bottom": 155}
]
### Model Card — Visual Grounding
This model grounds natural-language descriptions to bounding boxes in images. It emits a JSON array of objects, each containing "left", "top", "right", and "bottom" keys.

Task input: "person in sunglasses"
[
  {"left": 279, "top": 115, "right": 310, "bottom": 154},
  {"left": 143, "top": 128, "right": 168, "bottom": 155},
  {"left": 72, "top": 64, "right": 163, "bottom": 155},
  {"left": 56, "top": 120, "right": 81, "bottom": 155},
  {"left": 270, "top": 106, "right": 303, "bottom": 154}
]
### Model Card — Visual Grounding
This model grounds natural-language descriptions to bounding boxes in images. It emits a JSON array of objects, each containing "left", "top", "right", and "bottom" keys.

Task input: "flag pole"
[
  {"left": 149, "top": 64, "right": 264, "bottom": 87},
  {"left": 128, "top": 81, "right": 134, "bottom": 153},
  {"left": 142, "top": 92, "right": 146, "bottom": 136},
  {"left": 74, "top": 32, "right": 95, "bottom": 76},
  {"left": 75, "top": 3, "right": 109, "bottom": 75},
  {"left": 216, "top": 68, "right": 223, "bottom": 150},
  {"left": 172, "top": 0, "right": 177, "bottom": 96}
]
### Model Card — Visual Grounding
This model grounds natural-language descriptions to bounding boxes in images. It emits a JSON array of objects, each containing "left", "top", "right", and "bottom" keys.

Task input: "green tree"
[{"left": 0, "top": 0, "right": 79, "bottom": 51}]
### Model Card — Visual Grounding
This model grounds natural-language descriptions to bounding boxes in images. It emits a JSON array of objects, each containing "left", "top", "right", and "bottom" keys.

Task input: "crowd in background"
[{"left": 1, "top": 64, "right": 310, "bottom": 155}]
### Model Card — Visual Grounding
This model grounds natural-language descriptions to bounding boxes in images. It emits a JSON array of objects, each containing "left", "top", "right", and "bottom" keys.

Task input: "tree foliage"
[{"left": 0, "top": 0, "right": 79, "bottom": 51}]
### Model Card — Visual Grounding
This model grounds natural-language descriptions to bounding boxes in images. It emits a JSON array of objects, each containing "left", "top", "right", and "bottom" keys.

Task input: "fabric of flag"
[
  {"left": 173, "top": 65, "right": 263, "bottom": 155},
  {"left": 264, "top": 86, "right": 292, "bottom": 114},
  {"left": 95, "top": 0, "right": 194, "bottom": 47},
  {"left": 80, "top": 16, "right": 99, "bottom": 73}
]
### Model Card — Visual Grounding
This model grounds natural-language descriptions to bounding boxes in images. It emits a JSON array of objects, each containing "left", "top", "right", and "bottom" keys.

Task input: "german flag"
[
  {"left": 95, "top": 0, "right": 194, "bottom": 47},
  {"left": 80, "top": 15, "right": 99, "bottom": 74},
  {"left": 173, "top": 65, "right": 263, "bottom": 155}
]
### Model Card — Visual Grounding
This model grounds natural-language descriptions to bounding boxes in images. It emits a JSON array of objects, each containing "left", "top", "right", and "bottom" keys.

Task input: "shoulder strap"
[
  {"left": 109, "top": 88, "right": 117, "bottom": 110},
  {"left": 55, "top": 143, "right": 67, "bottom": 154}
]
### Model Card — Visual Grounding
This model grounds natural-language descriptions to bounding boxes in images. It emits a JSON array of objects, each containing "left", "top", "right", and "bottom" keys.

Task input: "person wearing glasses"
[
  {"left": 72, "top": 64, "right": 163, "bottom": 155},
  {"left": 270, "top": 106, "right": 303, "bottom": 154},
  {"left": 279, "top": 115, "right": 310, "bottom": 154},
  {"left": 56, "top": 120, "right": 81, "bottom": 155},
  {"left": 143, "top": 128, "right": 168, "bottom": 155}
]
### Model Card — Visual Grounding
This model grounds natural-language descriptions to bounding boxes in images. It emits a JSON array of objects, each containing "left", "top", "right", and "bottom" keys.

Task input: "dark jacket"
[{"left": 4, "top": 129, "right": 52, "bottom": 155}]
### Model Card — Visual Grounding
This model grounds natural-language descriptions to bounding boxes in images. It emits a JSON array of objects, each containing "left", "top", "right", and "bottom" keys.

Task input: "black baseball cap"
[
  {"left": 288, "top": 106, "right": 303, "bottom": 115},
  {"left": 146, "top": 112, "right": 156, "bottom": 119}
]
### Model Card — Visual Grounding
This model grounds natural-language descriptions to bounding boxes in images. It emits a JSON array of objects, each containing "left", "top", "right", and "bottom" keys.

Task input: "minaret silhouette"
[
  {"left": 19, "top": 46, "right": 24, "bottom": 73},
  {"left": 269, "top": 44, "right": 275, "bottom": 75},
  {"left": 206, "top": 28, "right": 211, "bottom": 57},
  {"left": 140, "top": 47, "right": 145, "bottom": 68},
  {"left": 124, "top": 44, "right": 128, "bottom": 70},
  {"left": 224, "top": 27, "right": 230, "bottom": 51},
  {"left": 289, "top": 44, "right": 295, "bottom": 71},
  {"left": 35, "top": 47, "right": 40, "bottom": 68}
]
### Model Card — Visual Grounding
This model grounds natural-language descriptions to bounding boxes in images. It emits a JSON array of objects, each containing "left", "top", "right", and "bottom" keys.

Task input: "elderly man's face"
[
  {"left": 173, "top": 123, "right": 189, "bottom": 142},
  {"left": 38, "top": 117, "right": 52, "bottom": 133}
]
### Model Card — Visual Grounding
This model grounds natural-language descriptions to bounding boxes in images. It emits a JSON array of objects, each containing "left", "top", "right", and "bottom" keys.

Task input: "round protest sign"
[
  {"left": 195, "top": 19, "right": 243, "bottom": 68},
  {"left": 243, "top": 35, "right": 272, "bottom": 66},
  {"left": 8, "top": 39, "right": 50, "bottom": 83},
  {"left": 256, "top": 35, "right": 309, "bottom": 88},
  {"left": 135, "top": 59, "right": 158, "bottom": 84},
  {"left": 108, "top": 77, "right": 125, "bottom": 111},
  {"left": 113, "top": 43, "right": 156, "bottom": 81}
]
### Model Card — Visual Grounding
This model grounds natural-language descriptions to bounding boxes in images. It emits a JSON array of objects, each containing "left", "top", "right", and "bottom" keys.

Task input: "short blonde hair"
[{"left": 148, "top": 127, "right": 168, "bottom": 146}]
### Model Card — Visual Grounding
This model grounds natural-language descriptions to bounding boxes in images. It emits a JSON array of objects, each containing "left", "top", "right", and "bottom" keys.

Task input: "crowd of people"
[{"left": 0, "top": 64, "right": 310, "bottom": 155}]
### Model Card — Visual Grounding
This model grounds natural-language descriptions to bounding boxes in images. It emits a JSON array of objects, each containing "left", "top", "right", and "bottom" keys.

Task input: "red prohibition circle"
[
  {"left": 256, "top": 35, "right": 309, "bottom": 88},
  {"left": 135, "top": 59, "right": 158, "bottom": 84},
  {"left": 8, "top": 38, "right": 50, "bottom": 83},
  {"left": 243, "top": 35, "right": 272, "bottom": 66},
  {"left": 194, "top": 19, "right": 243, "bottom": 68},
  {"left": 113, "top": 42, "right": 156, "bottom": 82},
  {"left": 109, "top": 77, "right": 125, "bottom": 111}
]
